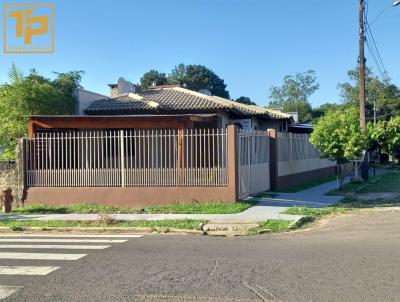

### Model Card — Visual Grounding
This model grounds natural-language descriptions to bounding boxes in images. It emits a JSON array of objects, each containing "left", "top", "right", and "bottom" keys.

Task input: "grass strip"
[
  {"left": 257, "top": 220, "right": 292, "bottom": 232},
  {"left": 12, "top": 200, "right": 258, "bottom": 215},
  {"left": 0, "top": 219, "right": 206, "bottom": 231},
  {"left": 144, "top": 200, "right": 258, "bottom": 214},
  {"left": 283, "top": 206, "right": 349, "bottom": 217}
]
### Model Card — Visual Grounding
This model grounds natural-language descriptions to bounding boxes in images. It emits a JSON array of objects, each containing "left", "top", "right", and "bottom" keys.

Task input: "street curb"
[{"left": 0, "top": 226, "right": 204, "bottom": 235}]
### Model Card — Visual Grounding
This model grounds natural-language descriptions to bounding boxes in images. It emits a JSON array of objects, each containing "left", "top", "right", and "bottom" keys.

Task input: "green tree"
[
  {"left": 368, "top": 117, "right": 400, "bottom": 164},
  {"left": 310, "top": 107, "right": 366, "bottom": 188},
  {"left": 268, "top": 70, "right": 319, "bottom": 123},
  {"left": 0, "top": 65, "right": 82, "bottom": 159},
  {"left": 311, "top": 103, "right": 343, "bottom": 120},
  {"left": 140, "top": 69, "right": 167, "bottom": 89},
  {"left": 234, "top": 96, "right": 256, "bottom": 106},
  {"left": 338, "top": 67, "right": 400, "bottom": 120},
  {"left": 168, "top": 64, "right": 230, "bottom": 98}
]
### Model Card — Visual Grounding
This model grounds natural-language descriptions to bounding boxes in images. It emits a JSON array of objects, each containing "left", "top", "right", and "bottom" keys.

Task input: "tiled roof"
[{"left": 85, "top": 87, "right": 291, "bottom": 120}]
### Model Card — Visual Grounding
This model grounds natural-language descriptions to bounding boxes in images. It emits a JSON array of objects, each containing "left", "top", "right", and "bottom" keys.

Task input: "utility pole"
[
  {"left": 359, "top": 0, "right": 369, "bottom": 181},
  {"left": 359, "top": 0, "right": 366, "bottom": 131}
]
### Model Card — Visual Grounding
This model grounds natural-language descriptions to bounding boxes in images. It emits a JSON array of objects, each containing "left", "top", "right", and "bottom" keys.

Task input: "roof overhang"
[{"left": 27, "top": 114, "right": 219, "bottom": 137}]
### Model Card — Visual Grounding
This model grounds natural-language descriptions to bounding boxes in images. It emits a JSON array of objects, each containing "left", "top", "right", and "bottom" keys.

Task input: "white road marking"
[
  {"left": 0, "top": 234, "right": 143, "bottom": 238},
  {"left": 0, "top": 252, "right": 87, "bottom": 260},
  {"left": 0, "top": 245, "right": 110, "bottom": 250},
  {"left": 0, "top": 266, "right": 59, "bottom": 275},
  {"left": 0, "top": 239, "right": 126, "bottom": 243},
  {"left": 0, "top": 286, "right": 22, "bottom": 300}
]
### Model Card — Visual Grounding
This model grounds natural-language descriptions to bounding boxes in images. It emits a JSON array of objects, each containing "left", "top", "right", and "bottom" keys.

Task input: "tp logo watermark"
[{"left": 4, "top": 3, "right": 54, "bottom": 54}]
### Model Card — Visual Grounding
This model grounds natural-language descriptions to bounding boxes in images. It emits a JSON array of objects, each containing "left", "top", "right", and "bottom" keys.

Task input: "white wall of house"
[{"left": 75, "top": 88, "right": 107, "bottom": 115}]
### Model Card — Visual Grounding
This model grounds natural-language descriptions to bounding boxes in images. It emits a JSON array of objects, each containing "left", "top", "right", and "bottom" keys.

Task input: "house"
[
  {"left": 19, "top": 78, "right": 336, "bottom": 207},
  {"left": 83, "top": 77, "right": 294, "bottom": 133}
]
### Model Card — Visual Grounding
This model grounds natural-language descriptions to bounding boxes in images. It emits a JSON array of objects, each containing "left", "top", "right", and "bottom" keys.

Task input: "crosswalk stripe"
[
  {"left": 0, "top": 286, "right": 22, "bottom": 300},
  {"left": 0, "top": 266, "right": 59, "bottom": 275},
  {"left": 0, "top": 239, "right": 127, "bottom": 243},
  {"left": 0, "top": 234, "right": 142, "bottom": 238},
  {"left": 0, "top": 252, "right": 87, "bottom": 260},
  {"left": 0, "top": 245, "right": 110, "bottom": 250}
]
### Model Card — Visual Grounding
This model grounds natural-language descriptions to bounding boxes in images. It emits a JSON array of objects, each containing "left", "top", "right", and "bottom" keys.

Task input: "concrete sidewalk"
[
  {"left": 246, "top": 178, "right": 347, "bottom": 209},
  {"left": 249, "top": 167, "right": 390, "bottom": 208}
]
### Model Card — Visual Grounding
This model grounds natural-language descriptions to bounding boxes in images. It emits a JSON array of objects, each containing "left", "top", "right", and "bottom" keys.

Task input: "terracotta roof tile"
[{"left": 85, "top": 87, "right": 291, "bottom": 120}]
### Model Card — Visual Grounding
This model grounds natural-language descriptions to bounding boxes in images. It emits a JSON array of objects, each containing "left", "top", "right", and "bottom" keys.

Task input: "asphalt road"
[{"left": 1, "top": 209, "right": 400, "bottom": 302}]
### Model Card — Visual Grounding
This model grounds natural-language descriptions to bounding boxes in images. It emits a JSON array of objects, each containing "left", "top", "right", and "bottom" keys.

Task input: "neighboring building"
[{"left": 74, "top": 88, "right": 107, "bottom": 115}]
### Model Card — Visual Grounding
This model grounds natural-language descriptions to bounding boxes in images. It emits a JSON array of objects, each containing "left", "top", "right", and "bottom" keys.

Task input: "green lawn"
[
  {"left": 144, "top": 200, "right": 258, "bottom": 214},
  {"left": 358, "top": 172, "right": 400, "bottom": 193},
  {"left": 11, "top": 203, "right": 138, "bottom": 214},
  {"left": 11, "top": 200, "right": 258, "bottom": 215},
  {"left": 257, "top": 220, "right": 292, "bottom": 232},
  {"left": 327, "top": 172, "right": 400, "bottom": 196},
  {"left": 277, "top": 175, "right": 337, "bottom": 193},
  {"left": 283, "top": 206, "right": 349, "bottom": 217},
  {"left": 0, "top": 219, "right": 206, "bottom": 231}
]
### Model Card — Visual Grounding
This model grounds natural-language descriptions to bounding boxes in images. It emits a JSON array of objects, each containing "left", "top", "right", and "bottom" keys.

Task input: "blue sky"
[{"left": 0, "top": 0, "right": 399, "bottom": 107}]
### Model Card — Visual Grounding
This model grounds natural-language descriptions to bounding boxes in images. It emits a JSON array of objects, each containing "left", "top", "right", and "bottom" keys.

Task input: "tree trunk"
[{"left": 338, "top": 163, "right": 345, "bottom": 190}]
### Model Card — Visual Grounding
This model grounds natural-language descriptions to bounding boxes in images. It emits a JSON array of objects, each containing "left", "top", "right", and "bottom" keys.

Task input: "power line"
[
  {"left": 365, "top": 35, "right": 385, "bottom": 78},
  {"left": 363, "top": 8, "right": 390, "bottom": 81}
]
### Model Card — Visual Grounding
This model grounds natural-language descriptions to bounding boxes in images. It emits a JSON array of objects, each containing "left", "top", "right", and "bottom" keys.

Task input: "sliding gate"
[{"left": 237, "top": 130, "right": 270, "bottom": 198}]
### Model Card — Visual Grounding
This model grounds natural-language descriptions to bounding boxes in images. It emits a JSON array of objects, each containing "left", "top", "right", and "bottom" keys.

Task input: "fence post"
[
  {"left": 227, "top": 125, "right": 238, "bottom": 201},
  {"left": 289, "top": 132, "right": 293, "bottom": 168},
  {"left": 268, "top": 128, "right": 278, "bottom": 191},
  {"left": 177, "top": 128, "right": 184, "bottom": 184},
  {"left": 120, "top": 130, "right": 125, "bottom": 187}
]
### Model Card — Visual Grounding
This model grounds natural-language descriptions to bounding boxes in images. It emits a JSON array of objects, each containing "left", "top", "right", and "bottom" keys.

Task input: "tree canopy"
[
  {"left": 310, "top": 107, "right": 366, "bottom": 164},
  {"left": 0, "top": 65, "right": 83, "bottom": 159},
  {"left": 267, "top": 70, "right": 319, "bottom": 123},
  {"left": 234, "top": 96, "right": 256, "bottom": 106},
  {"left": 368, "top": 117, "right": 400, "bottom": 163},
  {"left": 311, "top": 103, "right": 343, "bottom": 120},
  {"left": 168, "top": 64, "right": 230, "bottom": 98},
  {"left": 337, "top": 67, "right": 400, "bottom": 121},
  {"left": 140, "top": 69, "right": 168, "bottom": 89}
]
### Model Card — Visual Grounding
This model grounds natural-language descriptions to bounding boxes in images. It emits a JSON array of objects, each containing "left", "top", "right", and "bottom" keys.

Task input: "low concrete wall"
[
  {"left": 277, "top": 166, "right": 336, "bottom": 190},
  {"left": 278, "top": 158, "right": 336, "bottom": 177},
  {"left": 277, "top": 158, "right": 337, "bottom": 190},
  {"left": 24, "top": 186, "right": 236, "bottom": 208}
]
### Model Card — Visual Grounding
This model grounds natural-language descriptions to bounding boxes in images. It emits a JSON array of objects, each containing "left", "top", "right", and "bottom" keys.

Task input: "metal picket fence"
[
  {"left": 277, "top": 132, "right": 320, "bottom": 162},
  {"left": 24, "top": 129, "right": 228, "bottom": 187}
]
